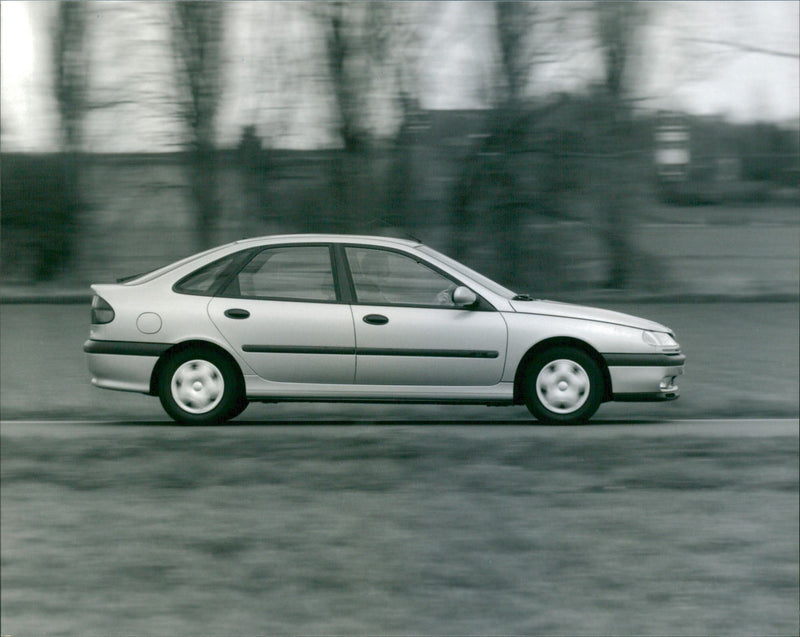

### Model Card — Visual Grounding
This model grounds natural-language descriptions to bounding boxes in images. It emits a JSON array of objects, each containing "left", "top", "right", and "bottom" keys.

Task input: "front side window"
[
  {"left": 225, "top": 246, "right": 336, "bottom": 302},
  {"left": 345, "top": 247, "right": 457, "bottom": 307}
]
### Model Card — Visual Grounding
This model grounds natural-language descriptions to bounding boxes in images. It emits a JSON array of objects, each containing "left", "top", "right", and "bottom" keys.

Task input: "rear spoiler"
[{"left": 116, "top": 270, "right": 153, "bottom": 283}]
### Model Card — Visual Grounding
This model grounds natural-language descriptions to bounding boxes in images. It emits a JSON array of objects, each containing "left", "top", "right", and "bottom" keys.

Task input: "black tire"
[
  {"left": 523, "top": 347, "right": 604, "bottom": 425},
  {"left": 158, "top": 347, "right": 245, "bottom": 425},
  {"left": 227, "top": 395, "right": 249, "bottom": 421}
]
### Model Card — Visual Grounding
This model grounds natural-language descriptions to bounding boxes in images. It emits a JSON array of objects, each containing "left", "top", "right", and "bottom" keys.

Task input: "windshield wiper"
[{"left": 512, "top": 293, "right": 535, "bottom": 301}]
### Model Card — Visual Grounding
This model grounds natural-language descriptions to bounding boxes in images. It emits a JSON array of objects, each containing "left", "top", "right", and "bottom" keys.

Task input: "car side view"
[{"left": 84, "top": 234, "right": 685, "bottom": 424}]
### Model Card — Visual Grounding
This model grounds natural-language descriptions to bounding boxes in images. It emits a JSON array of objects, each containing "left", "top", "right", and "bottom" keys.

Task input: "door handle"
[
  {"left": 224, "top": 308, "right": 250, "bottom": 319},
  {"left": 363, "top": 314, "right": 389, "bottom": 325}
]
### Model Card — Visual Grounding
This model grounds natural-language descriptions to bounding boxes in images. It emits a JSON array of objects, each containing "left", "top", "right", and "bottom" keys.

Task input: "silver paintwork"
[
  {"left": 608, "top": 365, "right": 684, "bottom": 395},
  {"left": 241, "top": 376, "right": 515, "bottom": 402},
  {"left": 499, "top": 311, "right": 662, "bottom": 385},
  {"left": 208, "top": 297, "right": 356, "bottom": 383},
  {"left": 452, "top": 286, "right": 477, "bottom": 307},
  {"left": 508, "top": 299, "right": 668, "bottom": 332},
  {"left": 85, "top": 234, "right": 685, "bottom": 414},
  {"left": 352, "top": 304, "right": 507, "bottom": 386},
  {"left": 87, "top": 353, "right": 154, "bottom": 393}
]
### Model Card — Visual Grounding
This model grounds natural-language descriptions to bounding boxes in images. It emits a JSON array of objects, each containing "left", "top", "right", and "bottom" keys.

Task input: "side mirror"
[{"left": 452, "top": 286, "right": 478, "bottom": 307}]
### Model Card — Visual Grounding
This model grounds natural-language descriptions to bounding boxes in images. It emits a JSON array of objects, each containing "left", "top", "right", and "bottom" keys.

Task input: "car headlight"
[{"left": 642, "top": 330, "right": 678, "bottom": 348}]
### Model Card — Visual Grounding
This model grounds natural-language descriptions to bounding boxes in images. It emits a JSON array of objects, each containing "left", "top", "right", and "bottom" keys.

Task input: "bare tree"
[
  {"left": 491, "top": 2, "right": 539, "bottom": 277},
  {"left": 380, "top": 2, "right": 439, "bottom": 229},
  {"left": 678, "top": 38, "right": 799, "bottom": 61},
  {"left": 170, "top": 1, "right": 224, "bottom": 250},
  {"left": 592, "top": 1, "right": 650, "bottom": 289},
  {"left": 313, "top": 2, "right": 377, "bottom": 232},
  {"left": 43, "top": 1, "right": 89, "bottom": 280},
  {"left": 298, "top": 2, "right": 438, "bottom": 234},
  {"left": 596, "top": 2, "right": 633, "bottom": 101},
  {"left": 322, "top": 2, "right": 371, "bottom": 155},
  {"left": 53, "top": 1, "right": 88, "bottom": 152},
  {"left": 295, "top": 2, "right": 392, "bottom": 232},
  {"left": 448, "top": 2, "right": 550, "bottom": 281}
]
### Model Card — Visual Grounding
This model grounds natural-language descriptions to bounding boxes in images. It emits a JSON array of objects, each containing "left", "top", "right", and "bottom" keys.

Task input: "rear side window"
[
  {"left": 224, "top": 245, "right": 336, "bottom": 302},
  {"left": 174, "top": 252, "right": 248, "bottom": 296}
]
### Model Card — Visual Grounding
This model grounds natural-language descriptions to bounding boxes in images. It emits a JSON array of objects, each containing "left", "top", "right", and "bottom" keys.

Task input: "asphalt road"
[
  {"left": 1, "top": 302, "right": 799, "bottom": 421},
  {"left": 2, "top": 418, "right": 797, "bottom": 636}
]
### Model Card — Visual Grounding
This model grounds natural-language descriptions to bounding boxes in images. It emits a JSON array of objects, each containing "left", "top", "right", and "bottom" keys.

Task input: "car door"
[
  {"left": 208, "top": 244, "right": 356, "bottom": 384},
  {"left": 344, "top": 246, "right": 508, "bottom": 386}
]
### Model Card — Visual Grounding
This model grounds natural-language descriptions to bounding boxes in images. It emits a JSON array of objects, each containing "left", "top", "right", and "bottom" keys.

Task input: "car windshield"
[{"left": 417, "top": 245, "right": 517, "bottom": 298}]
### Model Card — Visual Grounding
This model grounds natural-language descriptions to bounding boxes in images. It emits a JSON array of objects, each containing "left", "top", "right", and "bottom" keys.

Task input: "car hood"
[{"left": 509, "top": 299, "right": 671, "bottom": 332}]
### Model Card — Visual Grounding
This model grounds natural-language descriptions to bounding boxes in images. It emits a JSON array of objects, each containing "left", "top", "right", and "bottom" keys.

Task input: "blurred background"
[
  {"left": 1, "top": 6, "right": 798, "bottom": 634},
  {"left": 1, "top": 0, "right": 798, "bottom": 298}
]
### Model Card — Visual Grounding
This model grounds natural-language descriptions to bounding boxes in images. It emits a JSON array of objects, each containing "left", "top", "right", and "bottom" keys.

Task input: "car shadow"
[{"left": 107, "top": 418, "right": 669, "bottom": 428}]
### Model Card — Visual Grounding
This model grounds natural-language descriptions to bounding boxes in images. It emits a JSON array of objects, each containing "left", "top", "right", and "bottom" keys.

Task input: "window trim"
[
  {"left": 215, "top": 243, "right": 341, "bottom": 304},
  {"left": 172, "top": 248, "right": 257, "bottom": 297},
  {"left": 332, "top": 244, "right": 356, "bottom": 304}
]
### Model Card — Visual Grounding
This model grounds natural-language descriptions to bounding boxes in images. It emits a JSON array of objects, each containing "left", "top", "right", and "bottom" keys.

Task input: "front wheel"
[
  {"left": 158, "top": 348, "right": 245, "bottom": 425},
  {"left": 523, "top": 347, "right": 604, "bottom": 425}
]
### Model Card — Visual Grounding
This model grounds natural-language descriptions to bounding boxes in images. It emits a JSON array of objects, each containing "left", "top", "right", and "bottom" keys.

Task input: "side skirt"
[
  {"left": 613, "top": 391, "right": 680, "bottom": 402},
  {"left": 243, "top": 376, "right": 515, "bottom": 405},
  {"left": 249, "top": 397, "right": 515, "bottom": 406}
]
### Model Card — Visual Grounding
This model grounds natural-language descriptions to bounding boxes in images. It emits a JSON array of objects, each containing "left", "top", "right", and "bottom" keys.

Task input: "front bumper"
[{"left": 605, "top": 352, "right": 685, "bottom": 402}]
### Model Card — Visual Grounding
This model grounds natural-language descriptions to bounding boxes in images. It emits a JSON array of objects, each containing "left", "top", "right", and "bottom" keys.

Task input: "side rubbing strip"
[
  {"left": 240, "top": 345, "right": 498, "bottom": 359},
  {"left": 84, "top": 340, "right": 170, "bottom": 356},
  {"left": 242, "top": 345, "right": 356, "bottom": 355},
  {"left": 358, "top": 348, "right": 499, "bottom": 359}
]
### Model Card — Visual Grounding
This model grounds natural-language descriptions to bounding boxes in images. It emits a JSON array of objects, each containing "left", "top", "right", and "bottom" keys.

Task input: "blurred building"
[{"left": 654, "top": 111, "right": 691, "bottom": 183}]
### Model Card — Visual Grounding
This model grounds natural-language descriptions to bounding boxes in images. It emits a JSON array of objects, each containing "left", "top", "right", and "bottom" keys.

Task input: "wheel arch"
[
  {"left": 149, "top": 340, "right": 244, "bottom": 397},
  {"left": 512, "top": 337, "right": 612, "bottom": 404}
]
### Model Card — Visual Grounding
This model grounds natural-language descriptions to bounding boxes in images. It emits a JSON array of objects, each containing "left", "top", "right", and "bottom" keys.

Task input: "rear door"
[
  {"left": 344, "top": 246, "right": 507, "bottom": 386},
  {"left": 208, "top": 244, "right": 356, "bottom": 384}
]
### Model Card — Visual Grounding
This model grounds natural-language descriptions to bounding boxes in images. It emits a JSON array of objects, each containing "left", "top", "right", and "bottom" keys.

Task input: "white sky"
[{"left": 2, "top": 1, "right": 798, "bottom": 152}]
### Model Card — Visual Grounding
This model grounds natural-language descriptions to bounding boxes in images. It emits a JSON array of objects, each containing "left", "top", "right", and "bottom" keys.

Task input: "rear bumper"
[{"left": 84, "top": 340, "right": 164, "bottom": 394}]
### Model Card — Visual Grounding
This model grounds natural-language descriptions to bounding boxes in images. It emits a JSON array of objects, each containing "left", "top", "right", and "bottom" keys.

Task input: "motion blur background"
[
  {"left": 1, "top": 5, "right": 798, "bottom": 635},
  {"left": 1, "top": 0, "right": 798, "bottom": 298}
]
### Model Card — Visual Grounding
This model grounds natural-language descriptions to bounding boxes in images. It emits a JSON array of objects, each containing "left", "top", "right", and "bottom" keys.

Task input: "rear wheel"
[
  {"left": 227, "top": 396, "right": 249, "bottom": 421},
  {"left": 158, "top": 348, "right": 245, "bottom": 425},
  {"left": 523, "top": 347, "right": 603, "bottom": 425}
]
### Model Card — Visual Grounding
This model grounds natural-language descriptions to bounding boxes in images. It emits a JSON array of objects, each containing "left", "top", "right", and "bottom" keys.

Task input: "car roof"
[
  {"left": 108, "top": 234, "right": 425, "bottom": 288},
  {"left": 233, "top": 233, "right": 422, "bottom": 249}
]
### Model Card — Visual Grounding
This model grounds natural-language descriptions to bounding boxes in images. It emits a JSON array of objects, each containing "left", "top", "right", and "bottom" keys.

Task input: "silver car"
[{"left": 84, "top": 234, "right": 684, "bottom": 425}]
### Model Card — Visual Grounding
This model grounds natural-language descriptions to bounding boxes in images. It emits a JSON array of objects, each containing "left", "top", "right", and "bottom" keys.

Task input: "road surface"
[
  {"left": 2, "top": 302, "right": 799, "bottom": 420},
  {"left": 1, "top": 418, "right": 797, "bottom": 636}
]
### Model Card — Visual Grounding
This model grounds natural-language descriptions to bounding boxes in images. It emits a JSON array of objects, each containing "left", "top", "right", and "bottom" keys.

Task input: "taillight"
[{"left": 91, "top": 296, "right": 115, "bottom": 324}]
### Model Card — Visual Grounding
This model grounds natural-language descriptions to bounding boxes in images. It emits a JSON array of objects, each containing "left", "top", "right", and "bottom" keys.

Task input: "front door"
[
  {"left": 208, "top": 245, "right": 355, "bottom": 384},
  {"left": 344, "top": 246, "right": 507, "bottom": 386}
]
